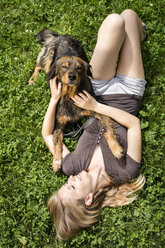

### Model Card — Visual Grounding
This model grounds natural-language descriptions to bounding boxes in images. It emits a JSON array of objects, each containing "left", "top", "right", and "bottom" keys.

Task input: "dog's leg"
[
  {"left": 28, "top": 66, "right": 42, "bottom": 85},
  {"left": 94, "top": 114, "right": 123, "bottom": 159},
  {"left": 52, "top": 129, "right": 63, "bottom": 173},
  {"left": 80, "top": 110, "right": 123, "bottom": 158}
]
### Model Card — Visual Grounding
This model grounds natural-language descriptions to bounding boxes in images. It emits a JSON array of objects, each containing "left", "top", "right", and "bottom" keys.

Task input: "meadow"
[{"left": 0, "top": 0, "right": 164, "bottom": 247}]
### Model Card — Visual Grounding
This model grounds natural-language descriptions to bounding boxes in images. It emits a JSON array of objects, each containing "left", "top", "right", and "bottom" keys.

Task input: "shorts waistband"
[{"left": 91, "top": 74, "right": 147, "bottom": 97}]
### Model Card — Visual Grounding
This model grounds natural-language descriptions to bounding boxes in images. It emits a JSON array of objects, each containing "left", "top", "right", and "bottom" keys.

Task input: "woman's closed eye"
[{"left": 65, "top": 182, "right": 75, "bottom": 190}]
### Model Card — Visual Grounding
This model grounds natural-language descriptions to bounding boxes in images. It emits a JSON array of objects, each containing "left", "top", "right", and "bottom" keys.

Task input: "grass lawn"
[{"left": 0, "top": 0, "right": 164, "bottom": 247}]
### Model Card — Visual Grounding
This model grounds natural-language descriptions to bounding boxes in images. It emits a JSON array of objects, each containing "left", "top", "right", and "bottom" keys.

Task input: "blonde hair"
[{"left": 48, "top": 174, "right": 145, "bottom": 240}]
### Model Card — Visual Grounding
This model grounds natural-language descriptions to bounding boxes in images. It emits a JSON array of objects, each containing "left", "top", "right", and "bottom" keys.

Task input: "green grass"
[{"left": 0, "top": 0, "right": 165, "bottom": 247}]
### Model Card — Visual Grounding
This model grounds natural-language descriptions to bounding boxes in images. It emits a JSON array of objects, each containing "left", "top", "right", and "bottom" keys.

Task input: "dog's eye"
[
  {"left": 62, "top": 65, "right": 68, "bottom": 70},
  {"left": 76, "top": 65, "right": 82, "bottom": 70}
]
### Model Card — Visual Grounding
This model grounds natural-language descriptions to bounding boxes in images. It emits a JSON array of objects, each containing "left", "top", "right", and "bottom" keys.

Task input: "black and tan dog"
[
  {"left": 29, "top": 29, "right": 123, "bottom": 172},
  {"left": 28, "top": 29, "right": 91, "bottom": 85}
]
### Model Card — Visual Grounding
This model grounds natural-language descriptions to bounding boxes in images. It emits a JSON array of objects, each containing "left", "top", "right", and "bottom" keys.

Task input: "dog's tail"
[{"left": 36, "top": 29, "right": 58, "bottom": 44}]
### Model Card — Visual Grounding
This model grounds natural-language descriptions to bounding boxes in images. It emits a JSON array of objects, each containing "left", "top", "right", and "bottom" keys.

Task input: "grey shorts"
[{"left": 91, "top": 74, "right": 147, "bottom": 97}]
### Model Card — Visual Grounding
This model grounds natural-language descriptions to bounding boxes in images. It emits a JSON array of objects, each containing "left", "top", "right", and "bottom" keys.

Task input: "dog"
[
  {"left": 28, "top": 29, "right": 91, "bottom": 85},
  {"left": 29, "top": 29, "right": 123, "bottom": 172}
]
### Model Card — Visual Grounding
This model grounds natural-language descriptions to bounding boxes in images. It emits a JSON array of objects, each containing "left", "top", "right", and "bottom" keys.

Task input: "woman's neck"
[
  {"left": 87, "top": 166, "right": 111, "bottom": 194},
  {"left": 97, "top": 170, "right": 111, "bottom": 189},
  {"left": 88, "top": 144, "right": 111, "bottom": 184},
  {"left": 87, "top": 145, "right": 111, "bottom": 192}
]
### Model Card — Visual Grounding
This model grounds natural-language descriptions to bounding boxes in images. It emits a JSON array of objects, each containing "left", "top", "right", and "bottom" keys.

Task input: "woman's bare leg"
[
  {"left": 90, "top": 14, "right": 125, "bottom": 80},
  {"left": 117, "top": 9, "right": 145, "bottom": 79}
]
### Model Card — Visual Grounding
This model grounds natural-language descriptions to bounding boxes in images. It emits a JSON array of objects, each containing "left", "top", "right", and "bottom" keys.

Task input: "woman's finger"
[
  {"left": 74, "top": 95, "right": 83, "bottom": 101},
  {"left": 71, "top": 96, "right": 81, "bottom": 103},
  {"left": 50, "top": 77, "right": 57, "bottom": 89},
  {"left": 83, "top": 90, "right": 91, "bottom": 98},
  {"left": 57, "top": 82, "right": 62, "bottom": 93},
  {"left": 78, "top": 92, "right": 88, "bottom": 100},
  {"left": 53, "top": 77, "right": 58, "bottom": 89}
]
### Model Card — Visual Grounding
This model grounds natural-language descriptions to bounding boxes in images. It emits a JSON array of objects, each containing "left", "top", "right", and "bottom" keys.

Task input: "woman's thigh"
[
  {"left": 90, "top": 14, "right": 125, "bottom": 80},
  {"left": 116, "top": 9, "right": 145, "bottom": 80}
]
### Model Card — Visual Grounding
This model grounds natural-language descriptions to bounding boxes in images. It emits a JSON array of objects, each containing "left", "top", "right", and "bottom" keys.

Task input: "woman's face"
[{"left": 58, "top": 170, "right": 93, "bottom": 201}]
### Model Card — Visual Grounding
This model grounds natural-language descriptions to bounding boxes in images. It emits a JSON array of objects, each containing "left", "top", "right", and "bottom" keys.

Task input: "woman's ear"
[{"left": 85, "top": 193, "right": 93, "bottom": 206}]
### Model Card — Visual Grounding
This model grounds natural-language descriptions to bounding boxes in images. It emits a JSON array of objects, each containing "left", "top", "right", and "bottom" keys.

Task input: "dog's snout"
[{"left": 68, "top": 72, "right": 76, "bottom": 80}]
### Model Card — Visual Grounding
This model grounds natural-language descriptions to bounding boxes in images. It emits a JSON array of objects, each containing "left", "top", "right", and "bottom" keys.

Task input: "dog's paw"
[
  {"left": 106, "top": 137, "right": 123, "bottom": 159},
  {"left": 28, "top": 78, "right": 35, "bottom": 86},
  {"left": 111, "top": 144, "right": 123, "bottom": 159},
  {"left": 52, "top": 160, "right": 62, "bottom": 173}
]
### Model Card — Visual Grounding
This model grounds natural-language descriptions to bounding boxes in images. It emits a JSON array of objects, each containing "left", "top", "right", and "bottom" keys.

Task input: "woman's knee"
[
  {"left": 120, "top": 9, "right": 138, "bottom": 23},
  {"left": 100, "top": 13, "right": 125, "bottom": 34}
]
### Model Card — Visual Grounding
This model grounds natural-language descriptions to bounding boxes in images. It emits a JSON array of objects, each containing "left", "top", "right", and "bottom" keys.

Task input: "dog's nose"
[{"left": 68, "top": 72, "right": 76, "bottom": 81}]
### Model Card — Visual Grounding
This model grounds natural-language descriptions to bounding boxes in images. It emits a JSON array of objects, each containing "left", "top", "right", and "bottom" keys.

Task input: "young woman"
[{"left": 42, "top": 9, "right": 146, "bottom": 240}]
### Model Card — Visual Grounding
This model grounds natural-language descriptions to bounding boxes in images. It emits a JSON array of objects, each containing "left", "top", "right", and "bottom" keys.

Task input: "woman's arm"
[
  {"left": 71, "top": 91, "right": 141, "bottom": 163},
  {"left": 42, "top": 77, "right": 70, "bottom": 157}
]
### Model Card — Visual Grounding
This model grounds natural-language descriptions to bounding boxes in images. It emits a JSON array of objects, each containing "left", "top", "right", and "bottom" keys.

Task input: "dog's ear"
[
  {"left": 83, "top": 61, "right": 92, "bottom": 78},
  {"left": 87, "top": 64, "right": 92, "bottom": 78},
  {"left": 47, "top": 52, "right": 59, "bottom": 81},
  {"left": 36, "top": 29, "right": 58, "bottom": 44},
  {"left": 47, "top": 64, "right": 57, "bottom": 81}
]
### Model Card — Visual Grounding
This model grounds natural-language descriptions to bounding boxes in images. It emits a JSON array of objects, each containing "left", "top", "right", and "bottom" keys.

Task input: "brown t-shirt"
[{"left": 62, "top": 94, "right": 142, "bottom": 185}]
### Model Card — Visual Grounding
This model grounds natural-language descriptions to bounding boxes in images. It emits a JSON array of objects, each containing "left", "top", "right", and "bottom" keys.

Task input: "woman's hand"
[
  {"left": 50, "top": 77, "right": 62, "bottom": 102},
  {"left": 71, "top": 90, "right": 98, "bottom": 111}
]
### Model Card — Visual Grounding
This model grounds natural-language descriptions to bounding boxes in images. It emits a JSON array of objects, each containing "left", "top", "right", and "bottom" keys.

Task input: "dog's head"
[{"left": 55, "top": 56, "right": 92, "bottom": 98}]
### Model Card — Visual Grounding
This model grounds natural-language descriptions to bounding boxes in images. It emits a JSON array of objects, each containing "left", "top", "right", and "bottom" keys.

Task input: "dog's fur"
[
  {"left": 29, "top": 29, "right": 123, "bottom": 172},
  {"left": 28, "top": 29, "right": 91, "bottom": 84}
]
